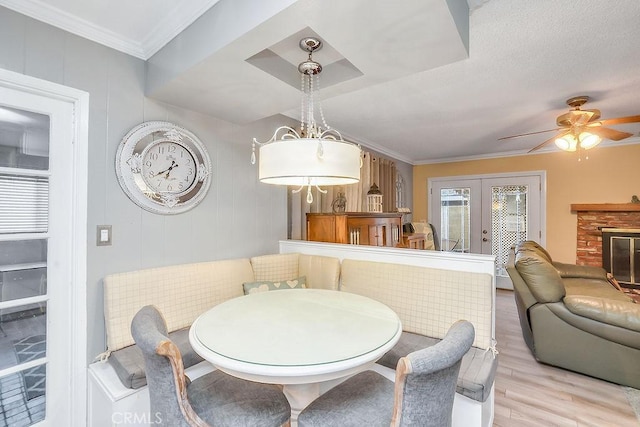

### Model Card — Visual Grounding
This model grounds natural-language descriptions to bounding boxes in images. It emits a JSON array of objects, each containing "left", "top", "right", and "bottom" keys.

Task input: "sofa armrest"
[
  {"left": 553, "top": 262, "right": 607, "bottom": 280},
  {"left": 545, "top": 302, "right": 640, "bottom": 349},
  {"left": 563, "top": 295, "right": 640, "bottom": 332}
]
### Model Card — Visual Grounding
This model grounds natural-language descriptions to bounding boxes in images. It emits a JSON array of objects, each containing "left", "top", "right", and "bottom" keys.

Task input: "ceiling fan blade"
[
  {"left": 598, "top": 115, "right": 640, "bottom": 126},
  {"left": 499, "top": 128, "right": 561, "bottom": 140},
  {"left": 528, "top": 131, "right": 567, "bottom": 153},
  {"left": 586, "top": 126, "right": 633, "bottom": 141}
]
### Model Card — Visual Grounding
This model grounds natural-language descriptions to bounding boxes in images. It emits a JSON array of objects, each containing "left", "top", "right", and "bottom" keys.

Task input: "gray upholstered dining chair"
[
  {"left": 297, "top": 320, "right": 474, "bottom": 427},
  {"left": 131, "top": 305, "right": 291, "bottom": 427}
]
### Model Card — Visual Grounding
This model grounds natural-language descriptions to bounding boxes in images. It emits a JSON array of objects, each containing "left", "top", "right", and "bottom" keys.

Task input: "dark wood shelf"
[{"left": 571, "top": 203, "right": 640, "bottom": 212}]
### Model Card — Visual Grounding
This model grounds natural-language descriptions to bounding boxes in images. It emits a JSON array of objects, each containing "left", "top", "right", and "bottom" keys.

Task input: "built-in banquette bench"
[{"left": 88, "top": 243, "right": 497, "bottom": 427}]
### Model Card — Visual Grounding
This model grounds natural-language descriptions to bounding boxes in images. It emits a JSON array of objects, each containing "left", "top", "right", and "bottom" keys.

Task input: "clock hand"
[
  {"left": 154, "top": 160, "right": 176, "bottom": 177},
  {"left": 165, "top": 163, "right": 178, "bottom": 179}
]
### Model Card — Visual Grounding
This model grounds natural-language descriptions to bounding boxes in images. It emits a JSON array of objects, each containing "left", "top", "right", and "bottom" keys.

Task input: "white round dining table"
[{"left": 189, "top": 288, "right": 402, "bottom": 419}]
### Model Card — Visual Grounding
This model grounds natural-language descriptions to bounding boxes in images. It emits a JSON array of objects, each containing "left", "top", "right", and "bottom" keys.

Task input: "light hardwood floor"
[{"left": 494, "top": 289, "right": 639, "bottom": 426}]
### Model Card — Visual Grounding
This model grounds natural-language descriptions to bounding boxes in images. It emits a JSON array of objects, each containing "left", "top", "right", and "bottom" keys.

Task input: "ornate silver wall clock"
[{"left": 115, "top": 121, "right": 212, "bottom": 214}]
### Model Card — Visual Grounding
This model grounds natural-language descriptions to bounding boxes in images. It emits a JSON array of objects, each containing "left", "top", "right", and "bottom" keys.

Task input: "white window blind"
[{"left": 0, "top": 174, "right": 49, "bottom": 233}]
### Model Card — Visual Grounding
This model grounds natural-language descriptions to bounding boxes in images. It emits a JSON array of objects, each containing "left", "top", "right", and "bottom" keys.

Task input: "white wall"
[{"left": 0, "top": 6, "right": 288, "bottom": 361}]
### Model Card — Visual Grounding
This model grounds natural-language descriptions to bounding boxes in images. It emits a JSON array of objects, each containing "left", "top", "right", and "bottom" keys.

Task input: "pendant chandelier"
[{"left": 251, "top": 37, "right": 361, "bottom": 203}]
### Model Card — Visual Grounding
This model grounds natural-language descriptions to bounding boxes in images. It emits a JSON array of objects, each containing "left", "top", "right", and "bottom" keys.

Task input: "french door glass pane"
[
  {"left": 0, "top": 106, "right": 49, "bottom": 170},
  {"left": 440, "top": 188, "right": 470, "bottom": 252},
  {"left": 0, "top": 299, "right": 47, "bottom": 424},
  {"left": 0, "top": 301, "right": 47, "bottom": 371},
  {"left": 0, "top": 174, "right": 49, "bottom": 234},
  {"left": 0, "top": 103, "right": 50, "bottom": 426},
  {"left": 491, "top": 185, "right": 528, "bottom": 276},
  {"left": 0, "top": 367, "right": 46, "bottom": 424}
]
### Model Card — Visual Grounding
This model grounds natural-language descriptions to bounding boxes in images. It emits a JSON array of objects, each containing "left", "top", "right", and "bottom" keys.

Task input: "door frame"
[
  {"left": 428, "top": 171, "right": 546, "bottom": 245},
  {"left": 428, "top": 171, "right": 547, "bottom": 288},
  {"left": 0, "top": 68, "right": 89, "bottom": 426}
]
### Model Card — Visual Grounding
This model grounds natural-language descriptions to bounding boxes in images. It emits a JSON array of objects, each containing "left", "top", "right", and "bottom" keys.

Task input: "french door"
[
  {"left": 0, "top": 70, "right": 87, "bottom": 426},
  {"left": 430, "top": 172, "right": 545, "bottom": 289}
]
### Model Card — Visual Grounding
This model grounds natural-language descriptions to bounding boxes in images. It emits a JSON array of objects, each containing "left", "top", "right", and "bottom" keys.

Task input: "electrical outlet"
[{"left": 97, "top": 225, "right": 112, "bottom": 246}]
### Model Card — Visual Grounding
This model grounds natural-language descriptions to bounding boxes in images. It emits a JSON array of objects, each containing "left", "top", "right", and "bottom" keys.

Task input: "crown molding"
[
  {"left": 141, "top": 0, "right": 221, "bottom": 59},
  {"left": 0, "top": 0, "right": 220, "bottom": 60},
  {"left": 0, "top": 0, "right": 146, "bottom": 59},
  {"left": 340, "top": 131, "right": 416, "bottom": 166},
  {"left": 414, "top": 136, "right": 640, "bottom": 165}
]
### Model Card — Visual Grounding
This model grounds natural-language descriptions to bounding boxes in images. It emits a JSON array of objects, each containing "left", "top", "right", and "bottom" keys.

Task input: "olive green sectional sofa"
[{"left": 507, "top": 241, "right": 640, "bottom": 388}]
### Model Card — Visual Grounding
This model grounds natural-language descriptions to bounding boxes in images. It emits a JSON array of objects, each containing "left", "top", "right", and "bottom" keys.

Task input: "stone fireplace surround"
[{"left": 572, "top": 203, "right": 640, "bottom": 267}]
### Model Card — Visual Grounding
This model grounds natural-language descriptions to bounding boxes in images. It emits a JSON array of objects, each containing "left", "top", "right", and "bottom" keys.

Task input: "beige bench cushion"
[
  {"left": 341, "top": 259, "right": 493, "bottom": 349},
  {"left": 104, "top": 259, "right": 253, "bottom": 351},
  {"left": 251, "top": 253, "right": 300, "bottom": 282},
  {"left": 108, "top": 327, "right": 203, "bottom": 389},
  {"left": 377, "top": 331, "right": 497, "bottom": 402},
  {"left": 251, "top": 253, "right": 341, "bottom": 291},
  {"left": 299, "top": 254, "right": 341, "bottom": 290}
]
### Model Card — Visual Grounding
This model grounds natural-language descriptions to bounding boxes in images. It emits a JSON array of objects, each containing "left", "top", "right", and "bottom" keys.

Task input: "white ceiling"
[{"left": 3, "top": 0, "right": 640, "bottom": 164}]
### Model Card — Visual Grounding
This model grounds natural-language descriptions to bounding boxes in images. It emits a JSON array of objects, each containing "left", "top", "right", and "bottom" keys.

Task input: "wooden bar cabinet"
[{"left": 306, "top": 212, "right": 403, "bottom": 247}]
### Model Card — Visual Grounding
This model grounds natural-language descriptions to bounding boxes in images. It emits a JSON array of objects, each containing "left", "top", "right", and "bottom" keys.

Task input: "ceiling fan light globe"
[
  {"left": 578, "top": 131, "right": 602, "bottom": 149},
  {"left": 555, "top": 134, "right": 576, "bottom": 151}
]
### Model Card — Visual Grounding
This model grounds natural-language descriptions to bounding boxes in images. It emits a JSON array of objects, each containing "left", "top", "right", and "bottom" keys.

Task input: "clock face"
[
  {"left": 115, "top": 122, "right": 212, "bottom": 215},
  {"left": 141, "top": 141, "right": 197, "bottom": 194}
]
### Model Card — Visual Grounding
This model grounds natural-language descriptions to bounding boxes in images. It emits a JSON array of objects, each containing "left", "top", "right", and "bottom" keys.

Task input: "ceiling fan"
[{"left": 500, "top": 96, "right": 640, "bottom": 153}]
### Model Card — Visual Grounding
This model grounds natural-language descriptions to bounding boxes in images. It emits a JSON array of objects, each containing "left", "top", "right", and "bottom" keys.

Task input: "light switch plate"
[{"left": 97, "top": 225, "right": 112, "bottom": 246}]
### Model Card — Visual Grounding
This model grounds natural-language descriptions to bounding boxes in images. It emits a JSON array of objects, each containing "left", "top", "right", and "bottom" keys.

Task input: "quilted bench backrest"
[
  {"left": 340, "top": 259, "right": 493, "bottom": 350},
  {"left": 251, "top": 253, "right": 341, "bottom": 291},
  {"left": 104, "top": 259, "right": 254, "bottom": 352}
]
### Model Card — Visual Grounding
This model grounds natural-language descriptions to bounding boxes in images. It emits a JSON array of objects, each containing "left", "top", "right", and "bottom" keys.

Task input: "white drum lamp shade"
[{"left": 259, "top": 138, "right": 361, "bottom": 186}]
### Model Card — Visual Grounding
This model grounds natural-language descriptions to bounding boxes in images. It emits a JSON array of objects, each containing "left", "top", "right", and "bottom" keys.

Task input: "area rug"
[
  {"left": 13, "top": 334, "right": 46, "bottom": 400},
  {"left": 624, "top": 386, "right": 640, "bottom": 422}
]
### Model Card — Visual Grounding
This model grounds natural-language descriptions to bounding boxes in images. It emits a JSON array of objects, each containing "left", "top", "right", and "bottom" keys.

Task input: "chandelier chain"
[
  {"left": 300, "top": 73, "right": 305, "bottom": 135},
  {"left": 316, "top": 74, "right": 331, "bottom": 131},
  {"left": 308, "top": 72, "right": 315, "bottom": 135}
]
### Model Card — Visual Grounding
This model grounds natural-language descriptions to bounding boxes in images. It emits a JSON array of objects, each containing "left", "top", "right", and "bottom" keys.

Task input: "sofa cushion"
[
  {"left": 552, "top": 262, "right": 607, "bottom": 280},
  {"left": 564, "top": 296, "right": 640, "bottom": 332},
  {"left": 515, "top": 250, "right": 565, "bottom": 303},
  {"left": 108, "top": 327, "right": 203, "bottom": 389},
  {"left": 517, "top": 241, "right": 553, "bottom": 263},
  {"left": 562, "top": 277, "right": 632, "bottom": 301},
  {"left": 242, "top": 276, "right": 307, "bottom": 295},
  {"left": 376, "top": 332, "right": 497, "bottom": 402}
]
